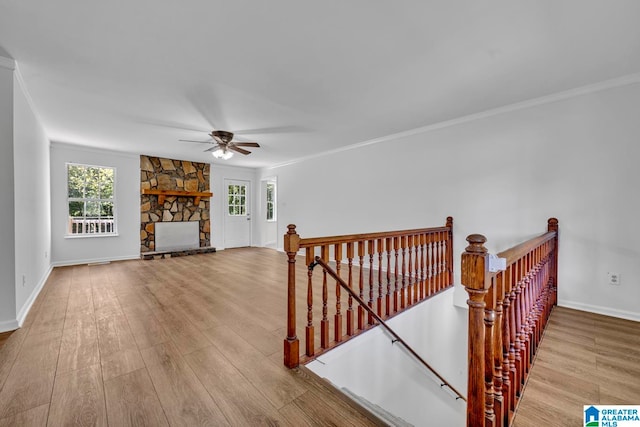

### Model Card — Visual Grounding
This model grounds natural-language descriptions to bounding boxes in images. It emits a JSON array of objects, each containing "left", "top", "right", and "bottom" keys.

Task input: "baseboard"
[
  {"left": 16, "top": 264, "right": 54, "bottom": 327},
  {"left": 51, "top": 254, "right": 140, "bottom": 267},
  {"left": 559, "top": 300, "right": 640, "bottom": 322},
  {"left": 0, "top": 319, "right": 19, "bottom": 333}
]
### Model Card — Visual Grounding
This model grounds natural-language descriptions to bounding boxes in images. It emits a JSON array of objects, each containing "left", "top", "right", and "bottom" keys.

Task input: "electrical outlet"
[
  {"left": 22, "top": 275, "right": 26, "bottom": 287},
  {"left": 607, "top": 272, "right": 620, "bottom": 286}
]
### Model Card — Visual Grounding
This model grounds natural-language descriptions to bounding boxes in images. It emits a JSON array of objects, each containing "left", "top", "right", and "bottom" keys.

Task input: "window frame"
[
  {"left": 266, "top": 181, "right": 276, "bottom": 222},
  {"left": 65, "top": 162, "right": 118, "bottom": 237}
]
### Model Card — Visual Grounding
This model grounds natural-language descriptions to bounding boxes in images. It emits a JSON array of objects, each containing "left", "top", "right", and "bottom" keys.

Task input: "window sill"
[{"left": 65, "top": 233, "right": 119, "bottom": 239}]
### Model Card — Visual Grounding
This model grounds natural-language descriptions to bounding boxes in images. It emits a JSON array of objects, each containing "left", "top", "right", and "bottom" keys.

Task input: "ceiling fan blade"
[
  {"left": 232, "top": 142, "right": 260, "bottom": 147},
  {"left": 204, "top": 145, "right": 222, "bottom": 152},
  {"left": 179, "top": 139, "right": 214, "bottom": 144},
  {"left": 229, "top": 146, "right": 252, "bottom": 155},
  {"left": 211, "top": 134, "right": 225, "bottom": 144}
]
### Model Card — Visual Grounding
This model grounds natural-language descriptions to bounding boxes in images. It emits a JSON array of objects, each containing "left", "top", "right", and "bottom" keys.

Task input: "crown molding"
[
  {"left": 51, "top": 141, "right": 139, "bottom": 159},
  {"left": 211, "top": 162, "right": 258, "bottom": 173},
  {"left": 265, "top": 72, "right": 640, "bottom": 170},
  {"left": 0, "top": 55, "right": 15, "bottom": 70}
]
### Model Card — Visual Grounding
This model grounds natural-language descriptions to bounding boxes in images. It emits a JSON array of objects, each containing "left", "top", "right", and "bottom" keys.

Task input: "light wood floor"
[
  {"left": 0, "top": 333, "right": 11, "bottom": 350},
  {"left": 1, "top": 248, "right": 638, "bottom": 426},
  {"left": 0, "top": 248, "right": 382, "bottom": 427},
  {"left": 513, "top": 306, "right": 640, "bottom": 426}
]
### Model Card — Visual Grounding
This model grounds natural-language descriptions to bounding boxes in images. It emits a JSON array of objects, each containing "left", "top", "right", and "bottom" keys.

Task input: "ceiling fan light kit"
[
  {"left": 179, "top": 129, "right": 261, "bottom": 160},
  {"left": 211, "top": 148, "right": 233, "bottom": 160}
]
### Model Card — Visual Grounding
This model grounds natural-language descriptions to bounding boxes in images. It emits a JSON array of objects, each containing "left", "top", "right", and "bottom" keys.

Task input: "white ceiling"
[{"left": 1, "top": 1, "right": 640, "bottom": 168}]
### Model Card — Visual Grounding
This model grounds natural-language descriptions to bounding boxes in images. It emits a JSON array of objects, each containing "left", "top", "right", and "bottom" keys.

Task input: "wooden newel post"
[
  {"left": 547, "top": 218, "right": 559, "bottom": 307},
  {"left": 462, "top": 234, "right": 491, "bottom": 427},
  {"left": 284, "top": 224, "right": 300, "bottom": 368},
  {"left": 446, "top": 216, "right": 454, "bottom": 286}
]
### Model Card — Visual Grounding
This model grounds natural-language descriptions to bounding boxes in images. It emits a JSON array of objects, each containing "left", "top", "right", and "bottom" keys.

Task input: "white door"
[{"left": 224, "top": 179, "right": 252, "bottom": 248}]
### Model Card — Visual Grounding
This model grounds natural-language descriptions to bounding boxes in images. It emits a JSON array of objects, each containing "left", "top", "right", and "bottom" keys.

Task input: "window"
[
  {"left": 228, "top": 184, "right": 247, "bottom": 216},
  {"left": 67, "top": 163, "right": 116, "bottom": 235},
  {"left": 266, "top": 182, "right": 276, "bottom": 221}
]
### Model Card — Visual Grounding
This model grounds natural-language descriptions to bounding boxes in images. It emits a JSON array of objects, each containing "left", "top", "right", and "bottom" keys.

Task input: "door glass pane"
[
  {"left": 266, "top": 182, "right": 275, "bottom": 221},
  {"left": 228, "top": 184, "right": 247, "bottom": 216}
]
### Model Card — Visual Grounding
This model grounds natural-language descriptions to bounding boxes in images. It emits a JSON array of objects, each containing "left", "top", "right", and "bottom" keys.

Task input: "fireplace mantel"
[{"left": 142, "top": 189, "right": 213, "bottom": 205}]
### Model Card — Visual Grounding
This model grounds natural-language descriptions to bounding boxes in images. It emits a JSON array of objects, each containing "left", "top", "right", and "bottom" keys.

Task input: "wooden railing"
[
  {"left": 462, "top": 218, "right": 558, "bottom": 427},
  {"left": 284, "top": 217, "right": 454, "bottom": 368}
]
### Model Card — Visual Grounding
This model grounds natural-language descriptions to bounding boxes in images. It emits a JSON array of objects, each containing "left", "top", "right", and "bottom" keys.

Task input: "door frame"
[{"left": 260, "top": 176, "right": 278, "bottom": 248}]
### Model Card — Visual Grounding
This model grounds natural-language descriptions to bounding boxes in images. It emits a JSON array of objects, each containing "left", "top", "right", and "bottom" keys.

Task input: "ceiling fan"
[{"left": 179, "top": 130, "right": 260, "bottom": 160}]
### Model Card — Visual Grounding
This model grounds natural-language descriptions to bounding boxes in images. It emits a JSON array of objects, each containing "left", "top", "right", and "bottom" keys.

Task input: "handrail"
[
  {"left": 298, "top": 226, "right": 450, "bottom": 247},
  {"left": 312, "top": 255, "right": 467, "bottom": 402},
  {"left": 496, "top": 231, "right": 556, "bottom": 266}
]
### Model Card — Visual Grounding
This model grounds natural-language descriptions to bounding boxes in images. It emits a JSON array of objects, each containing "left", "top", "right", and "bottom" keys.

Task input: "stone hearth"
[{"left": 141, "top": 246, "right": 216, "bottom": 260}]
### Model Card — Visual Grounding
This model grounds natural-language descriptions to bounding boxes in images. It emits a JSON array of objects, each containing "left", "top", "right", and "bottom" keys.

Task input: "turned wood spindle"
[
  {"left": 334, "top": 243, "right": 343, "bottom": 343},
  {"left": 385, "top": 237, "right": 392, "bottom": 316},
  {"left": 393, "top": 236, "right": 400, "bottom": 313},
  {"left": 377, "top": 238, "right": 384, "bottom": 317},
  {"left": 305, "top": 247, "right": 315, "bottom": 357},
  {"left": 320, "top": 245, "right": 330, "bottom": 349},
  {"left": 346, "top": 242, "right": 355, "bottom": 336},
  {"left": 357, "top": 241, "right": 365, "bottom": 330}
]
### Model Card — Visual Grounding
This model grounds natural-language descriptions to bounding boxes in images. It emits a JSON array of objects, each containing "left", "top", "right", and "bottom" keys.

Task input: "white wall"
[
  {"left": 210, "top": 164, "right": 258, "bottom": 250},
  {"left": 50, "top": 143, "right": 140, "bottom": 265},
  {"left": 0, "top": 57, "right": 52, "bottom": 331},
  {"left": 0, "top": 60, "right": 16, "bottom": 330},
  {"left": 260, "top": 80, "right": 640, "bottom": 321},
  {"left": 13, "top": 72, "right": 52, "bottom": 325},
  {"left": 307, "top": 289, "right": 467, "bottom": 426}
]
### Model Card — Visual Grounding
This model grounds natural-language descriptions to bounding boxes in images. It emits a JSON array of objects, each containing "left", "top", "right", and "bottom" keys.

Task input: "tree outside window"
[{"left": 67, "top": 163, "right": 116, "bottom": 235}]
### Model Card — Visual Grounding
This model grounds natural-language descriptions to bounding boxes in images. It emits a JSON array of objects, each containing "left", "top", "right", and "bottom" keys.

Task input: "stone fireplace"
[{"left": 140, "top": 155, "right": 214, "bottom": 258}]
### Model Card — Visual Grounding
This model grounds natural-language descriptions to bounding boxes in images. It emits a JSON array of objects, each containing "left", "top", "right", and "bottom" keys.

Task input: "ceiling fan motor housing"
[{"left": 211, "top": 130, "right": 234, "bottom": 143}]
